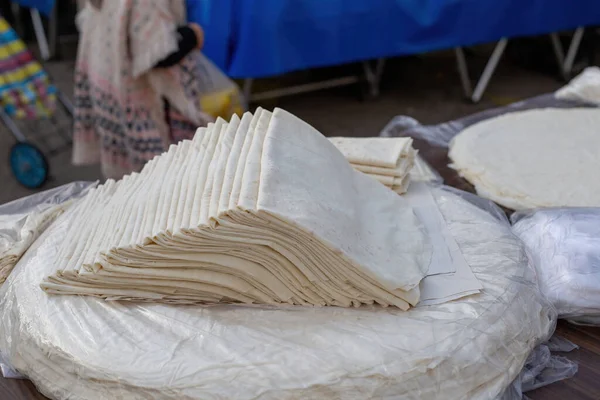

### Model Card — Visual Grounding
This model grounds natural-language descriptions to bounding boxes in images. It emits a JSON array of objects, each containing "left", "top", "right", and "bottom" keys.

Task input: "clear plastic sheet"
[
  {"left": 0, "top": 181, "right": 97, "bottom": 283},
  {"left": 411, "top": 154, "right": 443, "bottom": 183},
  {"left": 435, "top": 187, "right": 579, "bottom": 399},
  {"left": 0, "top": 181, "right": 96, "bottom": 379},
  {"left": 512, "top": 207, "right": 600, "bottom": 325},
  {"left": 380, "top": 93, "right": 591, "bottom": 148},
  {"left": 0, "top": 185, "right": 555, "bottom": 399},
  {"left": 0, "top": 352, "right": 23, "bottom": 379},
  {"left": 501, "top": 335, "right": 579, "bottom": 399},
  {"left": 0, "top": 181, "right": 95, "bottom": 216}
]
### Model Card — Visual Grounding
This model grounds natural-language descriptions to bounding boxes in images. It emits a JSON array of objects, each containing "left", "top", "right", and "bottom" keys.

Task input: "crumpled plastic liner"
[
  {"left": 519, "top": 337, "right": 578, "bottom": 392},
  {"left": 512, "top": 207, "right": 600, "bottom": 325},
  {"left": 411, "top": 155, "right": 443, "bottom": 183},
  {"left": 501, "top": 335, "right": 578, "bottom": 399},
  {"left": 0, "top": 182, "right": 97, "bottom": 378},
  {"left": 0, "top": 352, "right": 23, "bottom": 379},
  {"left": 0, "top": 182, "right": 97, "bottom": 284},
  {"left": 0, "top": 181, "right": 96, "bottom": 216},
  {"left": 0, "top": 184, "right": 556, "bottom": 399},
  {"left": 379, "top": 93, "right": 592, "bottom": 149},
  {"left": 0, "top": 181, "right": 96, "bottom": 264}
]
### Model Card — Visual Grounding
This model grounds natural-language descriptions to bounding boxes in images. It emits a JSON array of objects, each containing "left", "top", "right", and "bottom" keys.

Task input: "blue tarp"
[
  {"left": 11, "top": 0, "right": 54, "bottom": 16},
  {"left": 188, "top": 0, "right": 600, "bottom": 78}
]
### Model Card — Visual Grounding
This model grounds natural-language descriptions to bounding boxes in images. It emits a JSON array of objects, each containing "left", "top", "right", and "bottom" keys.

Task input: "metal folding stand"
[
  {"left": 454, "top": 38, "right": 509, "bottom": 103},
  {"left": 362, "top": 58, "right": 386, "bottom": 98},
  {"left": 550, "top": 27, "right": 585, "bottom": 80},
  {"left": 243, "top": 58, "right": 386, "bottom": 103},
  {"left": 455, "top": 27, "right": 586, "bottom": 103},
  {"left": 11, "top": 3, "right": 58, "bottom": 61},
  {"left": 29, "top": 8, "right": 52, "bottom": 60}
]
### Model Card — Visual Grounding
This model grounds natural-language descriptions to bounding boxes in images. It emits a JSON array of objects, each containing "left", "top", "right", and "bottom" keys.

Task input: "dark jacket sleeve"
[{"left": 154, "top": 26, "right": 198, "bottom": 68}]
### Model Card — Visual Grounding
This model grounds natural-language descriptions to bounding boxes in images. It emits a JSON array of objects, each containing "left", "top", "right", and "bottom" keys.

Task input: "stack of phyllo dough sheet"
[
  {"left": 329, "top": 137, "right": 416, "bottom": 194},
  {"left": 42, "top": 108, "right": 431, "bottom": 310}
]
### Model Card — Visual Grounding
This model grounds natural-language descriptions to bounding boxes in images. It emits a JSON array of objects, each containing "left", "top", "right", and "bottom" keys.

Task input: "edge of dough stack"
[
  {"left": 41, "top": 108, "right": 432, "bottom": 310},
  {"left": 328, "top": 137, "right": 416, "bottom": 193}
]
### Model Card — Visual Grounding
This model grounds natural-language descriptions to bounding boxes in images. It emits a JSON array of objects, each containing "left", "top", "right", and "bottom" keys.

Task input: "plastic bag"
[
  {"left": 512, "top": 208, "right": 600, "bottom": 325},
  {"left": 0, "top": 185, "right": 555, "bottom": 398},
  {"left": 191, "top": 52, "right": 245, "bottom": 120}
]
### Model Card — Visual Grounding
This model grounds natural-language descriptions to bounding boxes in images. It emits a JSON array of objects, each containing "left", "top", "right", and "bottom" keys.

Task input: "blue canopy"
[
  {"left": 188, "top": 0, "right": 600, "bottom": 78},
  {"left": 11, "top": 0, "right": 54, "bottom": 16}
]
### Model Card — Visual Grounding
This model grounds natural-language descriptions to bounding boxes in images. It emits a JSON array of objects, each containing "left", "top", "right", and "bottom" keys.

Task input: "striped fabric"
[{"left": 0, "top": 16, "right": 56, "bottom": 119}]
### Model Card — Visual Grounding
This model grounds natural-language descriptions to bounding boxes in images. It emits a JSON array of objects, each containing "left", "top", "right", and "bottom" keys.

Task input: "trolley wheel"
[{"left": 9, "top": 142, "right": 49, "bottom": 189}]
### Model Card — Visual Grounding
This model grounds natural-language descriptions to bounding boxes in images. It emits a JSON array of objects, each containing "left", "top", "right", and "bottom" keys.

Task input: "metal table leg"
[
  {"left": 550, "top": 27, "right": 585, "bottom": 80},
  {"left": 454, "top": 47, "right": 472, "bottom": 98},
  {"left": 242, "top": 59, "right": 378, "bottom": 103},
  {"left": 362, "top": 58, "right": 386, "bottom": 97},
  {"left": 48, "top": 5, "right": 58, "bottom": 59},
  {"left": 242, "top": 78, "right": 253, "bottom": 108},
  {"left": 248, "top": 76, "right": 359, "bottom": 102},
  {"left": 454, "top": 38, "right": 508, "bottom": 103},
  {"left": 30, "top": 9, "right": 51, "bottom": 60}
]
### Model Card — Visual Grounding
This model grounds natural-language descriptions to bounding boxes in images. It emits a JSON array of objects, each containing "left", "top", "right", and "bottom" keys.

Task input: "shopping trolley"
[{"left": 0, "top": 15, "right": 72, "bottom": 189}]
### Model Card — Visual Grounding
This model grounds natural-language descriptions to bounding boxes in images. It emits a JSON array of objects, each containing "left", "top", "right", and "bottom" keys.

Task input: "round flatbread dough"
[
  {"left": 449, "top": 108, "right": 600, "bottom": 210},
  {"left": 0, "top": 187, "right": 553, "bottom": 400}
]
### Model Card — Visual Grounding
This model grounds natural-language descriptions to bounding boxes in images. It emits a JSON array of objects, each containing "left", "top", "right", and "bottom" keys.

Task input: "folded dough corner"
[
  {"left": 41, "top": 108, "right": 433, "bottom": 309},
  {"left": 328, "top": 136, "right": 416, "bottom": 194}
]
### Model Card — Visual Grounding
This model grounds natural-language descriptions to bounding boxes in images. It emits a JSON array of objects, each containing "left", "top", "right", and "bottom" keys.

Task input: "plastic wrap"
[
  {"left": 502, "top": 336, "right": 578, "bottom": 399},
  {"left": 512, "top": 208, "right": 600, "bottom": 325},
  {"left": 380, "top": 94, "right": 591, "bottom": 148},
  {"left": 555, "top": 66, "right": 600, "bottom": 106},
  {"left": 0, "top": 182, "right": 96, "bottom": 284},
  {"left": 443, "top": 191, "right": 579, "bottom": 398},
  {"left": 0, "top": 185, "right": 555, "bottom": 399},
  {"left": 411, "top": 154, "right": 443, "bottom": 183},
  {"left": 0, "top": 181, "right": 95, "bottom": 216},
  {"left": 0, "top": 352, "right": 23, "bottom": 379},
  {"left": 191, "top": 52, "right": 245, "bottom": 119},
  {"left": 0, "top": 181, "right": 96, "bottom": 379}
]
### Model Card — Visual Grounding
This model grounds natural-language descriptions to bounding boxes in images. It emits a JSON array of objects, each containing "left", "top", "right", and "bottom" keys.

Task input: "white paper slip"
[
  {"left": 405, "top": 183, "right": 483, "bottom": 306},
  {"left": 404, "top": 183, "right": 455, "bottom": 276}
]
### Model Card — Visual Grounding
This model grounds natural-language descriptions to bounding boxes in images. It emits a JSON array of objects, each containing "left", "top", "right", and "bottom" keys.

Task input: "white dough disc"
[
  {"left": 0, "top": 187, "right": 553, "bottom": 400},
  {"left": 449, "top": 108, "right": 600, "bottom": 210}
]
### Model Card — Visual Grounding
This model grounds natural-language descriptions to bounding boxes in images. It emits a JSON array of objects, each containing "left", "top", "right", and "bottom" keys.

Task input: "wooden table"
[
  {"left": 2, "top": 141, "right": 600, "bottom": 399},
  {"left": 529, "top": 321, "right": 600, "bottom": 399}
]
